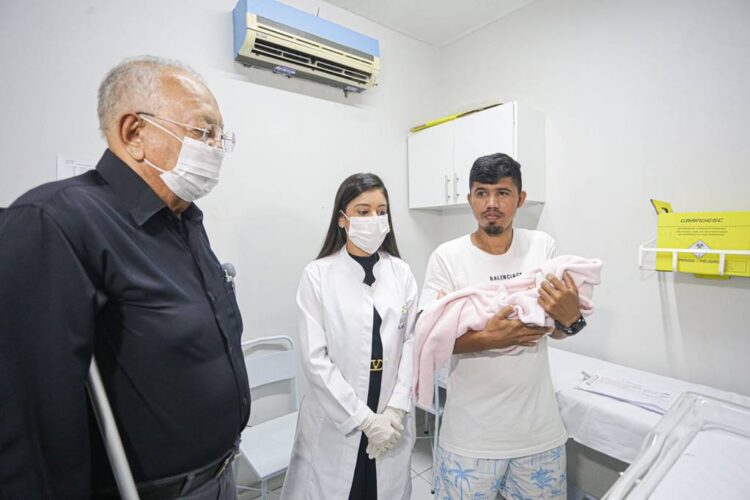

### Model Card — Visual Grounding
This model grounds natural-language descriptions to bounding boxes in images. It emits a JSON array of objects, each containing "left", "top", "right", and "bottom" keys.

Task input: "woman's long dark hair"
[{"left": 317, "top": 173, "right": 401, "bottom": 259}]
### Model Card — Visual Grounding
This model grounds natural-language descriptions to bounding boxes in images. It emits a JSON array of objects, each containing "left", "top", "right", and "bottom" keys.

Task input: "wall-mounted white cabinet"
[{"left": 407, "top": 102, "right": 545, "bottom": 210}]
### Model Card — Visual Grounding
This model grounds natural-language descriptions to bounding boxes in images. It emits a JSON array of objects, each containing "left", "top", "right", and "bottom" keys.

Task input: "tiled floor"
[
  {"left": 239, "top": 442, "right": 436, "bottom": 499},
  {"left": 237, "top": 413, "right": 603, "bottom": 499},
  {"left": 411, "top": 428, "right": 437, "bottom": 499},
  {"left": 238, "top": 409, "right": 439, "bottom": 499},
  {"left": 411, "top": 473, "right": 436, "bottom": 500},
  {"left": 237, "top": 484, "right": 282, "bottom": 500}
]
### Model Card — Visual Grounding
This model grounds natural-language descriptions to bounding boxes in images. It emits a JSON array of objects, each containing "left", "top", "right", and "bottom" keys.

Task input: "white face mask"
[
  {"left": 141, "top": 116, "right": 225, "bottom": 202},
  {"left": 341, "top": 211, "right": 391, "bottom": 255}
]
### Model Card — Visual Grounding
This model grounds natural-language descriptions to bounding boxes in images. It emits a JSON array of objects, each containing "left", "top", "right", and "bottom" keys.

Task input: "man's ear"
[
  {"left": 120, "top": 114, "right": 145, "bottom": 161},
  {"left": 517, "top": 190, "right": 527, "bottom": 208}
]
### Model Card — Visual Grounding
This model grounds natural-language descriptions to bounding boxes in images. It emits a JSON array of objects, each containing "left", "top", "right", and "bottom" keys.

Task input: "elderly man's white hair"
[{"left": 97, "top": 55, "right": 206, "bottom": 136}]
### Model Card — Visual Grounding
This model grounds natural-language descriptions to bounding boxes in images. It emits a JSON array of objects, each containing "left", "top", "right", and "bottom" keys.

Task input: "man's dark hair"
[{"left": 469, "top": 153, "right": 522, "bottom": 193}]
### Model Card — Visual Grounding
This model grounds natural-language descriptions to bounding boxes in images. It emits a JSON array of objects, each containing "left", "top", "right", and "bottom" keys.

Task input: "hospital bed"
[
  {"left": 547, "top": 347, "right": 750, "bottom": 465},
  {"left": 425, "top": 347, "right": 750, "bottom": 498}
]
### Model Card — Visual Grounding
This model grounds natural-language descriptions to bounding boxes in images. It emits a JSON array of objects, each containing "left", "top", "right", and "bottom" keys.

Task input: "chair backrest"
[{"left": 242, "top": 335, "right": 298, "bottom": 411}]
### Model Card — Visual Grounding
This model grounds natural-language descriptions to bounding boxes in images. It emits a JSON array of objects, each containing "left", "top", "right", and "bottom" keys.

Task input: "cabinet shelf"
[{"left": 409, "top": 199, "right": 545, "bottom": 213}]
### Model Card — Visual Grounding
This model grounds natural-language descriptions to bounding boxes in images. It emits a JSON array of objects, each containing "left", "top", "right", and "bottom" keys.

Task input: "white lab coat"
[{"left": 280, "top": 248, "right": 418, "bottom": 500}]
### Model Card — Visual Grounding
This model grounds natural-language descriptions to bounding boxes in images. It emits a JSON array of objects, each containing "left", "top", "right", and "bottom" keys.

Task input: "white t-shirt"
[{"left": 418, "top": 228, "right": 567, "bottom": 459}]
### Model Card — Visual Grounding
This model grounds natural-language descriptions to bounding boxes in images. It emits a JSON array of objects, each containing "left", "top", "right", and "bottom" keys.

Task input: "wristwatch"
[{"left": 555, "top": 315, "right": 587, "bottom": 336}]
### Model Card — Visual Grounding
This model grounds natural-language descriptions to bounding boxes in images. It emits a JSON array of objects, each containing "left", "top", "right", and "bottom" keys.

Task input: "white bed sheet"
[{"left": 548, "top": 347, "right": 750, "bottom": 463}]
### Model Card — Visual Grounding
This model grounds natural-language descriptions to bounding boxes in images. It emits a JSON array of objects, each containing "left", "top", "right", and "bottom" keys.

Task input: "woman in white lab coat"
[{"left": 281, "top": 173, "right": 417, "bottom": 500}]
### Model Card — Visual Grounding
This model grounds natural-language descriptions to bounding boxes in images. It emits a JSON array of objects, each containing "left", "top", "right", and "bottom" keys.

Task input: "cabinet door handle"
[
  {"left": 454, "top": 174, "right": 459, "bottom": 201},
  {"left": 444, "top": 175, "right": 451, "bottom": 204}
]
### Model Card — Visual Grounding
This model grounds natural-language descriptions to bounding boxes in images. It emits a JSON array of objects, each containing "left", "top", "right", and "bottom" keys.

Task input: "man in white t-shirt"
[{"left": 418, "top": 153, "right": 587, "bottom": 500}]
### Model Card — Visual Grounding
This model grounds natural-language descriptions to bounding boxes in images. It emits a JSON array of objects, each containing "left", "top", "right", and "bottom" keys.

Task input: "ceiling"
[{"left": 324, "top": 0, "right": 538, "bottom": 46}]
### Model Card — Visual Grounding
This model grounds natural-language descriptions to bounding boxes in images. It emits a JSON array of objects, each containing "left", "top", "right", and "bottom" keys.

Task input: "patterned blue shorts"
[{"left": 435, "top": 444, "right": 567, "bottom": 500}]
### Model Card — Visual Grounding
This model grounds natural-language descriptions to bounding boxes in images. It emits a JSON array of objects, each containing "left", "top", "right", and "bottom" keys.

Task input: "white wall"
[
  {"left": 436, "top": 0, "right": 750, "bottom": 395},
  {"left": 0, "top": 0, "right": 442, "bottom": 339},
  {"left": 0, "top": 0, "right": 445, "bottom": 426},
  {"left": 3, "top": 0, "right": 749, "bottom": 402}
]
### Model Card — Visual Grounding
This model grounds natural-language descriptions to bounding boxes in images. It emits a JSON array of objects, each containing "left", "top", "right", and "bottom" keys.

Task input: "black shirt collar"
[
  {"left": 95, "top": 149, "right": 202, "bottom": 226},
  {"left": 348, "top": 251, "right": 380, "bottom": 286},
  {"left": 348, "top": 252, "right": 380, "bottom": 266}
]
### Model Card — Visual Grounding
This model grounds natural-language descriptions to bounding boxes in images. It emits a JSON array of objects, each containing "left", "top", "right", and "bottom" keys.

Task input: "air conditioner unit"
[{"left": 232, "top": 0, "right": 380, "bottom": 95}]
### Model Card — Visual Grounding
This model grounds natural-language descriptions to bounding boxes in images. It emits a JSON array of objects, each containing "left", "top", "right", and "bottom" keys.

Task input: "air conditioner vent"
[{"left": 251, "top": 37, "right": 373, "bottom": 85}]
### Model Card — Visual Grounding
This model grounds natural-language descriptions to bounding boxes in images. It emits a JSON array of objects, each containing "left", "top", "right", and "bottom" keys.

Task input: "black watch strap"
[{"left": 555, "top": 315, "right": 586, "bottom": 336}]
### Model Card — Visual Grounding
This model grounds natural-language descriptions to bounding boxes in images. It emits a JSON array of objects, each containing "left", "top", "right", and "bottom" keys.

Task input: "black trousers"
[{"left": 348, "top": 369, "right": 382, "bottom": 500}]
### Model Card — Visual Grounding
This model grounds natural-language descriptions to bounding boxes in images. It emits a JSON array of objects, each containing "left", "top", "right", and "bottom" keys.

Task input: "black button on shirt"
[{"left": 0, "top": 149, "right": 250, "bottom": 499}]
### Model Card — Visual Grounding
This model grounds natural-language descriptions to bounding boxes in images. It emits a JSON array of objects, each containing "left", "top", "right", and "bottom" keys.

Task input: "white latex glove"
[
  {"left": 365, "top": 407, "right": 406, "bottom": 459},
  {"left": 383, "top": 407, "right": 406, "bottom": 430},
  {"left": 366, "top": 442, "right": 386, "bottom": 460},
  {"left": 358, "top": 411, "right": 401, "bottom": 453}
]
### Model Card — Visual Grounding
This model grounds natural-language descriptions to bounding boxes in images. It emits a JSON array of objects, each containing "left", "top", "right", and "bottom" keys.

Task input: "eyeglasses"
[{"left": 138, "top": 112, "right": 236, "bottom": 152}]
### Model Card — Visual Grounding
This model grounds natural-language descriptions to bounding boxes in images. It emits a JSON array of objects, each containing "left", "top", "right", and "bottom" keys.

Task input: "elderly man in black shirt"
[{"left": 0, "top": 56, "right": 250, "bottom": 499}]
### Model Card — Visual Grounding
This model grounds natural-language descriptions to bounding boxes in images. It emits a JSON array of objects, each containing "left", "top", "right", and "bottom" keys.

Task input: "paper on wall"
[{"left": 56, "top": 156, "right": 96, "bottom": 180}]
